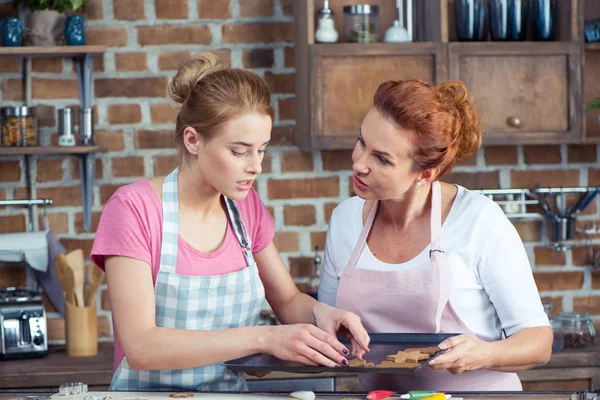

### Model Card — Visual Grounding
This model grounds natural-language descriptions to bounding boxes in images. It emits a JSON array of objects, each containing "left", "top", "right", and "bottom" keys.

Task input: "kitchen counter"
[{"left": 2, "top": 343, "right": 600, "bottom": 391}]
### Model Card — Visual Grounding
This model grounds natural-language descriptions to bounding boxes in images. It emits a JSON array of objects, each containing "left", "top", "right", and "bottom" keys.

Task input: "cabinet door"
[
  {"left": 448, "top": 43, "right": 582, "bottom": 145},
  {"left": 307, "top": 43, "right": 447, "bottom": 149}
]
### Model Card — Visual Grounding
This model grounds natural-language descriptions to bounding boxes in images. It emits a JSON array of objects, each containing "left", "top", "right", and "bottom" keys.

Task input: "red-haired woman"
[
  {"left": 318, "top": 80, "right": 552, "bottom": 391},
  {"left": 91, "top": 53, "right": 369, "bottom": 392}
]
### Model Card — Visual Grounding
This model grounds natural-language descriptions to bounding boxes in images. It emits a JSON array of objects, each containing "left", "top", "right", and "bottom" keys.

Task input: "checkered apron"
[{"left": 110, "top": 167, "right": 265, "bottom": 392}]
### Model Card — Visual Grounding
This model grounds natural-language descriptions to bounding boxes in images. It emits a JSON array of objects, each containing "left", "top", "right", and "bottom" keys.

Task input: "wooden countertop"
[{"left": 1, "top": 342, "right": 599, "bottom": 390}]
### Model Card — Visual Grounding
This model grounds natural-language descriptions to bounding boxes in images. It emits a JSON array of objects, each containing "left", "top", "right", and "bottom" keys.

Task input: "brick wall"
[{"left": 0, "top": 0, "right": 599, "bottom": 344}]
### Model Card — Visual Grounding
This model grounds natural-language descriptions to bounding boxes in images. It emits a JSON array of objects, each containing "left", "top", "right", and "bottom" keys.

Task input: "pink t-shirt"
[{"left": 90, "top": 180, "right": 274, "bottom": 372}]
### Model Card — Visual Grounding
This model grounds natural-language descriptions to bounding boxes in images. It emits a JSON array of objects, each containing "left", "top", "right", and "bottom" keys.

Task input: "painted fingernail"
[
  {"left": 429, "top": 359, "right": 436, "bottom": 365},
  {"left": 342, "top": 348, "right": 349, "bottom": 355},
  {"left": 439, "top": 343, "right": 447, "bottom": 349},
  {"left": 341, "top": 358, "right": 348, "bottom": 366}
]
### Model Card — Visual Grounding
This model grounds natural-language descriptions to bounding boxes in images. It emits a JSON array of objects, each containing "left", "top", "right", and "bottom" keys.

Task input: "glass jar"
[
  {"left": 550, "top": 319, "right": 564, "bottom": 352},
  {"left": 542, "top": 301, "right": 553, "bottom": 319},
  {"left": 1, "top": 107, "right": 23, "bottom": 147},
  {"left": 555, "top": 312, "right": 596, "bottom": 348},
  {"left": 19, "top": 106, "right": 38, "bottom": 146},
  {"left": 343, "top": 5, "right": 379, "bottom": 44}
]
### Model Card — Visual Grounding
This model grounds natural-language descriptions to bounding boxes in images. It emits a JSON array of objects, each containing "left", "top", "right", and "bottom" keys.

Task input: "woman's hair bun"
[{"left": 167, "top": 52, "right": 224, "bottom": 109}]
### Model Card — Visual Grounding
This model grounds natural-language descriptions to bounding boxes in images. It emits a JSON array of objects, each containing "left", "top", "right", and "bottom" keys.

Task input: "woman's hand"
[
  {"left": 312, "top": 302, "right": 370, "bottom": 360},
  {"left": 264, "top": 324, "right": 350, "bottom": 367},
  {"left": 428, "top": 334, "right": 492, "bottom": 374}
]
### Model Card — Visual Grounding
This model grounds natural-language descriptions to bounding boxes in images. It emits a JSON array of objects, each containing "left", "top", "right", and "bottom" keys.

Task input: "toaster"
[{"left": 0, "top": 287, "right": 48, "bottom": 359}]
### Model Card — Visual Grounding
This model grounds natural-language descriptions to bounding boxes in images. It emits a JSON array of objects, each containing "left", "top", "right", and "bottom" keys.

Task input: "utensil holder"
[
  {"left": 65, "top": 300, "right": 97, "bottom": 356},
  {"left": 551, "top": 216, "right": 575, "bottom": 242}
]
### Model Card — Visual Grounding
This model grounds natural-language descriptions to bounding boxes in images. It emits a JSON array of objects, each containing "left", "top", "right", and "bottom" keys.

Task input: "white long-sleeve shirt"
[{"left": 318, "top": 185, "right": 549, "bottom": 341}]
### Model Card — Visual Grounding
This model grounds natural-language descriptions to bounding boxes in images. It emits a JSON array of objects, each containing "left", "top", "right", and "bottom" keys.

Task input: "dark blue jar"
[
  {"left": 489, "top": 0, "right": 528, "bottom": 41},
  {"left": 65, "top": 16, "right": 86, "bottom": 45},
  {"left": 1, "top": 17, "right": 22, "bottom": 47},
  {"left": 531, "top": 0, "right": 558, "bottom": 41},
  {"left": 455, "top": 0, "right": 488, "bottom": 41}
]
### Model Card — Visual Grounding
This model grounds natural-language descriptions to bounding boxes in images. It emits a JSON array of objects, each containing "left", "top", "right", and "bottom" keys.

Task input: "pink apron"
[{"left": 335, "top": 181, "right": 522, "bottom": 392}]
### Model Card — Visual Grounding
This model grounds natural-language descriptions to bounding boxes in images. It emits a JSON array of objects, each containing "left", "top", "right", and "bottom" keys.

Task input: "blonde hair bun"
[{"left": 167, "top": 52, "right": 225, "bottom": 110}]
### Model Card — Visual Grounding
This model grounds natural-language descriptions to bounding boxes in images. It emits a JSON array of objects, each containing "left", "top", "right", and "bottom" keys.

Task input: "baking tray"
[{"left": 224, "top": 333, "right": 459, "bottom": 374}]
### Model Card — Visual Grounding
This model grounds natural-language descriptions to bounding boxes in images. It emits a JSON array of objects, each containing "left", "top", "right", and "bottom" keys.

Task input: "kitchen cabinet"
[
  {"left": 0, "top": 46, "right": 106, "bottom": 232},
  {"left": 294, "top": 0, "right": 599, "bottom": 149}
]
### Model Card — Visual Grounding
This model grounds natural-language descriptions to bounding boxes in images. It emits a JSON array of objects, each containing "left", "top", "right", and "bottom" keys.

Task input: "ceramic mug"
[
  {"left": 65, "top": 16, "right": 86, "bottom": 45},
  {"left": 1, "top": 17, "right": 22, "bottom": 47}
]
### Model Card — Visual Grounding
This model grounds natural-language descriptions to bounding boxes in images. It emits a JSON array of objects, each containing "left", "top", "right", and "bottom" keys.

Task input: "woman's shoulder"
[
  {"left": 105, "top": 179, "right": 160, "bottom": 213},
  {"left": 330, "top": 196, "right": 365, "bottom": 226}
]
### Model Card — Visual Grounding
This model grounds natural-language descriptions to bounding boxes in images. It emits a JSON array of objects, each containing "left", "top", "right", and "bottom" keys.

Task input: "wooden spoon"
[
  {"left": 85, "top": 262, "right": 105, "bottom": 307},
  {"left": 65, "top": 249, "right": 85, "bottom": 307},
  {"left": 55, "top": 253, "right": 76, "bottom": 306}
]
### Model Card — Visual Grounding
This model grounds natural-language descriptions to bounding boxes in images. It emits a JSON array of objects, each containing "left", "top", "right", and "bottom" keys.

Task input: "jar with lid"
[
  {"left": 19, "top": 106, "right": 38, "bottom": 146},
  {"left": 550, "top": 319, "right": 564, "bottom": 352},
  {"left": 343, "top": 5, "right": 379, "bottom": 43},
  {"left": 555, "top": 312, "right": 596, "bottom": 348},
  {"left": 1, "top": 107, "right": 23, "bottom": 147}
]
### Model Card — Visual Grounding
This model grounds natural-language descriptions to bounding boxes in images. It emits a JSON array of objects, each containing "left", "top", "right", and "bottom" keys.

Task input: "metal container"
[
  {"left": 58, "top": 108, "right": 75, "bottom": 147},
  {"left": 551, "top": 216, "right": 575, "bottom": 242},
  {"left": 79, "top": 107, "right": 94, "bottom": 146},
  {"left": 19, "top": 106, "right": 38, "bottom": 146},
  {"left": 343, "top": 4, "right": 380, "bottom": 43}
]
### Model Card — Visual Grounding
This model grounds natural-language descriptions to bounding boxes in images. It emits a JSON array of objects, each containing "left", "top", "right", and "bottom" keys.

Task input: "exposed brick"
[
  {"left": 573, "top": 296, "right": 600, "bottom": 314},
  {"left": 534, "top": 246, "right": 566, "bottom": 266},
  {"left": 284, "top": 47, "right": 294, "bottom": 67},
  {"left": 281, "top": 151, "right": 313, "bottom": 172},
  {"left": 101, "top": 289, "right": 111, "bottom": 311},
  {"left": 0, "top": 265, "right": 26, "bottom": 287},
  {"left": 289, "top": 257, "right": 314, "bottom": 278},
  {"left": 445, "top": 171, "right": 499, "bottom": 189},
  {"left": 39, "top": 213, "right": 69, "bottom": 234},
  {"left": 114, "top": 0, "right": 144, "bottom": 20},
  {"left": 60, "top": 238, "right": 94, "bottom": 258},
  {"left": 524, "top": 145, "right": 561, "bottom": 164},
  {"left": 94, "top": 130, "right": 125, "bottom": 152},
  {"left": 240, "top": 0, "right": 273, "bottom": 17},
  {"left": 533, "top": 271, "right": 584, "bottom": 291},
  {"left": 137, "top": 25, "right": 211, "bottom": 46},
  {"left": 95, "top": 77, "right": 168, "bottom": 98},
  {"left": 322, "top": 151, "right": 353, "bottom": 171},
  {"left": 37, "top": 105, "right": 56, "bottom": 127},
  {"left": 311, "top": 231, "right": 327, "bottom": 250},
  {"left": 71, "top": 159, "right": 102, "bottom": 180},
  {"left": 571, "top": 246, "right": 595, "bottom": 266},
  {"left": 150, "top": 103, "right": 177, "bottom": 124},
  {"left": 154, "top": 155, "right": 179, "bottom": 176},
  {"left": 100, "top": 184, "right": 123, "bottom": 204},
  {"left": 41, "top": 292, "right": 57, "bottom": 313},
  {"left": 198, "top": 0, "right": 230, "bottom": 18},
  {"left": 271, "top": 125, "right": 294, "bottom": 145},
  {"left": 0, "top": 188, "right": 4, "bottom": 200},
  {"left": 564, "top": 193, "right": 597, "bottom": 217},
  {"left": 261, "top": 153, "right": 272, "bottom": 173},
  {"left": 135, "top": 129, "right": 177, "bottom": 149},
  {"left": 36, "top": 159, "right": 63, "bottom": 182},
  {"left": 0, "top": 79, "right": 23, "bottom": 100},
  {"left": 65, "top": 104, "right": 99, "bottom": 126},
  {"left": 86, "top": 26, "right": 128, "bottom": 46},
  {"left": 107, "top": 104, "right": 142, "bottom": 124},
  {"left": 512, "top": 220, "right": 542, "bottom": 242},
  {"left": 567, "top": 144, "right": 597, "bottom": 163},
  {"left": 540, "top": 296, "right": 563, "bottom": 315},
  {"left": 155, "top": 0, "right": 188, "bottom": 19},
  {"left": 32, "top": 59, "right": 62, "bottom": 73},
  {"left": 0, "top": 59, "right": 19, "bottom": 73},
  {"left": 587, "top": 169, "right": 600, "bottom": 186},
  {"left": 273, "top": 232, "right": 299, "bottom": 252},
  {"left": 264, "top": 72, "right": 295, "bottom": 94},
  {"left": 84, "top": 0, "right": 103, "bottom": 19},
  {"left": 281, "top": 0, "right": 293, "bottom": 15},
  {"left": 32, "top": 78, "right": 78, "bottom": 99},
  {"left": 484, "top": 146, "right": 518, "bottom": 166},
  {"left": 13, "top": 188, "right": 29, "bottom": 200},
  {"left": 47, "top": 317, "right": 65, "bottom": 341},
  {"left": 0, "top": 215, "right": 26, "bottom": 233},
  {"left": 511, "top": 170, "right": 580, "bottom": 188},
  {"left": 112, "top": 156, "right": 145, "bottom": 178},
  {"left": 284, "top": 205, "right": 316, "bottom": 226},
  {"left": 37, "top": 186, "right": 82, "bottom": 207},
  {"left": 242, "top": 48, "right": 274, "bottom": 68},
  {"left": 0, "top": 161, "right": 20, "bottom": 182},
  {"left": 278, "top": 98, "right": 295, "bottom": 120},
  {"left": 268, "top": 177, "right": 339, "bottom": 199},
  {"left": 324, "top": 203, "right": 338, "bottom": 223},
  {"left": 296, "top": 282, "right": 310, "bottom": 293},
  {"left": 266, "top": 206, "right": 274, "bottom": 217},
  {"left": 74, "top": 211, "right": 102, "bottom": 233},
  {"left": 593, "top": 271, "right": 600, "bottom": 290},
  {"left": 99, "top": 316, "right": 112, "bottom": 337},
  {"left": 222, "top": 23, "right": 293, "bottom": 44},
  {"left": 70, "top": 56, "right": 104, "bottom": 73},
  {"left": 158, "top": 51, "right": 190, "bottom": 71},
  {"left": 456, "top": 153, "right": 477, "bottom": 167},
  {"left": 115, "top": 52, "right": 147, "bottom": 72}
]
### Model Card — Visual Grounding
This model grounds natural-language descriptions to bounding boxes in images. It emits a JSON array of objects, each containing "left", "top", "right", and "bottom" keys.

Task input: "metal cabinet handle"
[{"left": 506, "top": 116, "right": 522, "bottom": 128}]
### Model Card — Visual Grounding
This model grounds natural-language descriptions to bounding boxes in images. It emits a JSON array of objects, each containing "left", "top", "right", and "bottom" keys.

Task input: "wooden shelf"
[
  {"left": 586, "top": 43, "right": 600, "bottom": 51},
  {"left": 0, "top": 145, "right": 107, "bottom": 156},
  {"left": 0, "top": 45, "right": 105, "bottom": 59}
]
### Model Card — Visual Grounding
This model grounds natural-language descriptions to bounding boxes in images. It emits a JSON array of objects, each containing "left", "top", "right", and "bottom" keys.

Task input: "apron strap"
[
  {"left": 429, "top": 181, "right": 443, "bottom": 257},
  {"left": 343, "top": 200, "right": 378, "bottom": 279},
  {"left": 430, "top": 181, "right": 450, "bottom": 333},
  {"left": 159, "top": 167, "right": 180, "bottom": 274},
  {"left": 224, "top": 196, "right": 255, "bottom": 267}
]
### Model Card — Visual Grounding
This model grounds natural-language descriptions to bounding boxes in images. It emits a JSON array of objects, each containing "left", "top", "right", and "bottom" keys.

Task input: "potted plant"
[{"left": 12, "top": 0, "right": 87, "bottom": 46}]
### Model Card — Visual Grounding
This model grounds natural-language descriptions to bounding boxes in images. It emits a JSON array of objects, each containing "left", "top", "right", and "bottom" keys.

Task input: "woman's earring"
[{"left": 416, "top": 181, "right": 422, "bottom": 188}]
